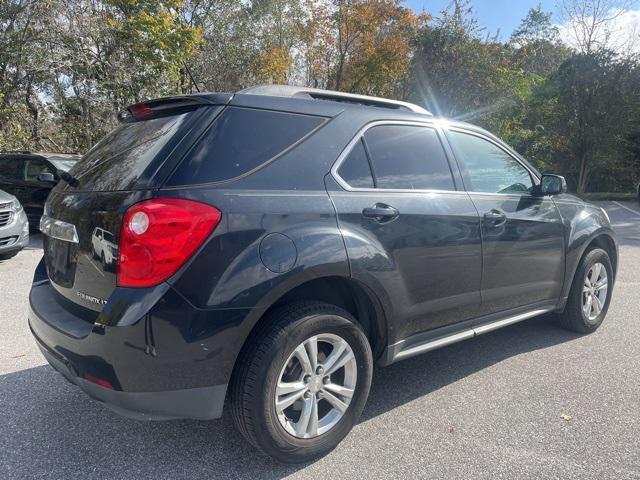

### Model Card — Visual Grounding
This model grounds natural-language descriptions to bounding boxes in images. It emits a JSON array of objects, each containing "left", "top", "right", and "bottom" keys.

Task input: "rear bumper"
[
  {"left": 31, "top": 328, "right": 226, "bottom": 420},
  {"left": 28, "top": 274, "right": 248, "bottom": 420}
]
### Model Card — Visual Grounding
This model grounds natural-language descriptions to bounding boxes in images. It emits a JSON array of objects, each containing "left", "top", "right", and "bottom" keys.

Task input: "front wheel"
[
  {"left": 556, "top": 248, "right": 613, "bottom": 333},
  {"left": 229, "top": 301, "right": 373, "bottom": 463}
]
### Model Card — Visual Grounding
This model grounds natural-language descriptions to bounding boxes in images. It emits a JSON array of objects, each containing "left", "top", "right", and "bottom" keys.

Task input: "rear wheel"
[
  {"left": 230, "top": 301, "right": 373, "bottom": 463},
  {"left": 557, "top": 248, "right": 613, "bottom": 333}
]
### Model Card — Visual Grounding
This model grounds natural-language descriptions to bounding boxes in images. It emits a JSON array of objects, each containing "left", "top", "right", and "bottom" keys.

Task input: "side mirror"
[
  {"left": 38, "top": 172, "right": 57, "bottom": 184},
  {"left": 540, "top": 174, "right": 567, "bottom": 196}
]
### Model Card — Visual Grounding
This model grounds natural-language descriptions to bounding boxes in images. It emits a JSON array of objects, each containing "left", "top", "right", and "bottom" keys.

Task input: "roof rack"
[{"left": 238, "top": 85, "right": 432, "bottom": 115}]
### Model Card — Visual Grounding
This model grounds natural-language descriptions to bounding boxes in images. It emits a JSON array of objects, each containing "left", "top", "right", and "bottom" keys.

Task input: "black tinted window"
[
  {"left": 25, "top": 159, "right": 52, "bottom": 182},
  {"left": 169, "top": 107, "right": 325, "bottom": 185},
  {"left": 67, "top": 112, "right": 194, "bottom": 191},
  {"left": 338, "top": 139, "right": 374, "bottom": 188},
  {"left": 0, "top": 158, "right": 22, "bottom": 180},
  {"left": 449, "top": 131, "right": 533, "bottom": 194},
  {"left": 363, "top": 125, "right": 454, "bottom": 190}
]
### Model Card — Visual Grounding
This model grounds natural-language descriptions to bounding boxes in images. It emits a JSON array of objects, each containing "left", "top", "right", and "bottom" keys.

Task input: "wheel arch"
[
  {"left": 235, "top": 275, "right": 389, "bottom": 368},
  {"left": 586, "top": 233, "right": 618, "bottom": 277},
  {"left": 559, "top": 229, "right": 618, "bottom": 311}
]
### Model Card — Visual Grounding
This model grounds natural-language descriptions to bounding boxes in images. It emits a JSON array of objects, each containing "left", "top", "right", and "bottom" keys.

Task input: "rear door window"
[
  {"left": 167, "top": 107, "right": 326, "bottom": 185},
  {"left": 363, "top": 125, "right": 455, "bottom": 191},
  {"left": 337, "top": 139, "right": 375, "bottom": 189}
]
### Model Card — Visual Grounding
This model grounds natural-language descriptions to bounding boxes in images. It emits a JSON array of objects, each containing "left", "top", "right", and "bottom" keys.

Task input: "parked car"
[
  {"left": 0, "top": 189, "right": 29, "bottom": 260},
  {"left": 91, "top": 227, "right": 117, "bottom": 270},
  {"left": 29, "top": 85, "right": 618, "bottom": 463},
  {"left": 0, "top": 151, "right": 80, "bottom": 227}
]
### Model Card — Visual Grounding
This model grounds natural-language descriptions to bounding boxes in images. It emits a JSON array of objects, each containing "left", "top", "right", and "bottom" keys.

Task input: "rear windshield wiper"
[{"left": 57, "top": 170, "right": 79, "bottom": 187}]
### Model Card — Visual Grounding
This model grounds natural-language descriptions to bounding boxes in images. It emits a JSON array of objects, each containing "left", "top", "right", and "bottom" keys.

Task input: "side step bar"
[{"left": 387, "top": 307, "right": 554, "bottom": 364}]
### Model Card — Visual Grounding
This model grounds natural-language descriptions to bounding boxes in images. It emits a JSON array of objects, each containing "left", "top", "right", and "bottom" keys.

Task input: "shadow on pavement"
[
  {"left": 24, "top": 233, "right": 43, "bottom": 251},
  {"left": 1, "top": 315, "right": 580, "bottom": 479}
]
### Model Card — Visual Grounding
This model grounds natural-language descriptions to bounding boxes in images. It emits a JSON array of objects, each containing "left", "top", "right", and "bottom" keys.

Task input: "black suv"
[
  {"left": 29, "top": 85, "right": 617, "bottom": 463},
  {"left": 0, "top": 151, "right": 80, "bottom": 226}
]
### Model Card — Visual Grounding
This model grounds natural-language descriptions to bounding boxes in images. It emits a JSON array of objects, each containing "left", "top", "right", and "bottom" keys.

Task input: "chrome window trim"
[
  {"left": 446, "top": 126, "right": 541, "bottom": 196},
  {"left": 330, "top": 120, "right": 462, "bottom": 195}
]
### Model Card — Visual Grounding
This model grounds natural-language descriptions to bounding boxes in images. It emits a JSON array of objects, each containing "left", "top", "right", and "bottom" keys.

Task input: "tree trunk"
[
  {"left": 25, "top": 84, "right": 39, "bottom": 147},
  {"left": 577, "top": 155, "right": 589, "bottom": 193}
]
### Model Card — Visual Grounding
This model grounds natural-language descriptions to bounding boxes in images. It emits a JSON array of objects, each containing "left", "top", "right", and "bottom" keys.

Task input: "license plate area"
[{"left": 44, "top": 236, "right": 78, "bottom": 288}]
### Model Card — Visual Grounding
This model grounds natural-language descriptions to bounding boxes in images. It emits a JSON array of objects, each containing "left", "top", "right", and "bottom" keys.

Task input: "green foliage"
[
  {"left": 521, "top": 51, "right": 638, "bottom": 192},
  {"left": 410, "top": 0, "right": 639, "bottom": 193},
  {"left": 0, "top": 0, "right": 638, "bottom": 193}
]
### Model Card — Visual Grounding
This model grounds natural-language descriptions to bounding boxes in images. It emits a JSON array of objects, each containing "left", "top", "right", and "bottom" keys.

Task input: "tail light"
[{"left": 117, "top": 198, "right": 221, "bottom": 288}]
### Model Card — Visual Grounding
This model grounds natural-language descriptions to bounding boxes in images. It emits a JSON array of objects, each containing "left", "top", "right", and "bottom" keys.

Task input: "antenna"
[{"left": 183, "top": 62, "right": 201, "bottom": 93}]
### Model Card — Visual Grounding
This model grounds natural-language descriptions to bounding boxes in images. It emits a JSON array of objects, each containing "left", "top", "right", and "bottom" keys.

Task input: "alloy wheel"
[
  {"left": 275, "top": 333, "right": 357, "bottom": 439},
  {"left": 582, "top": 262, "right": 608, "bottom": 321}
]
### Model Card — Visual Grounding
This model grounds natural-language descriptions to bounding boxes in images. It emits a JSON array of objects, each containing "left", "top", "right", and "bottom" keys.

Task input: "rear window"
[
  {"left": 66, "top": 112, "right": 194, "bottom": 191},
  {"left": 48, "top": 157, "right": 78, "bottom": 172},
  {"left": 167, "top": 107, "right": 325, "bottom": 186}
]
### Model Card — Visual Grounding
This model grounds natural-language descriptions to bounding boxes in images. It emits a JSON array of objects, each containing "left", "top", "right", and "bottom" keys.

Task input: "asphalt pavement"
[{"left": 1, "top": 201, "right": 639, "bottom": 479}]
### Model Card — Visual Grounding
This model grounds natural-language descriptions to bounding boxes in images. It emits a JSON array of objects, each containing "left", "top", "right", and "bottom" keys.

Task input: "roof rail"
[
  {"left": 0, "top": 150, "right": 32, "bottom": 154},
  {"left": 238, "top": 85, "right": 432, "bottom": 115}
]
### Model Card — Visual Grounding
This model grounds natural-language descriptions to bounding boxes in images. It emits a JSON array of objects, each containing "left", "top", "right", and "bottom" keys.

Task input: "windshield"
[
  {"left": 64, "top": 111, "right": 195, "bottom": 191},
  {"left": 48, "top": 157, "right": 78, "bottom": 172}
]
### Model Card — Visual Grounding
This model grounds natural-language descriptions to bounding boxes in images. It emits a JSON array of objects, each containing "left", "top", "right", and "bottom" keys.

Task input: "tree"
[
  {"left": 251, "top": 0, "right": 306, "bottom": 84},
  {"left": 524, "top": 51, "right": 636, "bottom": 192},
  {"left": 510, "top": 4, "right": 572, "bottom": 77},
  {"left": 559, "top": 0, "right": 637, "bottom": 54},
  {"left": 0, "top": 0, "right": 51, "bottom": 149},
  {"left": 410, "top": 0, "right": 531, "bottom": 131},
  {"left": 303, "top": 0, "right": 425, "bottom": 97},
  {"left": 41, "top": 0, "right": 202, "bottom": 151}
]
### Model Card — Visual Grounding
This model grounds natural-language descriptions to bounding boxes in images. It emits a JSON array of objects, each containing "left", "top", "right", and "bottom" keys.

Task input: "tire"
[
  {"left": 0, "top": 250, "right": 19, "bottom": 260},
  {"left": 556, "top": 248, "right": 613, "bottom": 333},
  {"left": 229, "top": 301, "right": 373, "bottom": 464}
]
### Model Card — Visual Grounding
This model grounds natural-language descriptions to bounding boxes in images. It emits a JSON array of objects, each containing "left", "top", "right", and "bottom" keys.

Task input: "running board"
[{"left": 387, "top": 307, "right": 554, "bottom": 364}]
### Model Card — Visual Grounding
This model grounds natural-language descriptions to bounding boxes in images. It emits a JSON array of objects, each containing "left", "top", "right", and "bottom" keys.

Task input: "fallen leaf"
[{"left": 560, "top": 413, "right": 573, "bottom": 422}]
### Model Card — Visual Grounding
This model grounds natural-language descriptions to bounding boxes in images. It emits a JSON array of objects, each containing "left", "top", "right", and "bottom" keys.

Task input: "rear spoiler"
[{"left": 119, "top": 93, "right": 233, "bottom": 123}]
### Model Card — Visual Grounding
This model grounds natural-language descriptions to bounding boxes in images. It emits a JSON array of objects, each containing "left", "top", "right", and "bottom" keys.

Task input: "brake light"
[
  {"left": 128, "top": 103, "right": 153, "bottom": 120},
  {"left": 117, "top": 198, "right": 221, "bottom": 288}
]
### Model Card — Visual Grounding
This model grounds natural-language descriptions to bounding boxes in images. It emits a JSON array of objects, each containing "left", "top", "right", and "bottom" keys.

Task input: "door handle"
[
  {"left": 362, "top": 204, "right": 399, "bottom": 221},
  {"left": 483, "top": 209, "right": 507, "bottom": 226}
]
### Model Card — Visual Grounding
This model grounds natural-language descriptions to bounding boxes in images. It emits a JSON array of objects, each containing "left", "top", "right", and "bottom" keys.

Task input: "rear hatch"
[{"left": 42, "top": 95, "right": 229, "bottom": 311}]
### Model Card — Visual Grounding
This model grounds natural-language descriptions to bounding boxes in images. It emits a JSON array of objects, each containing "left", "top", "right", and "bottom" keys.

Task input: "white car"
[
  {"left": 91, "top": 227, "right": 117, "bottom": 270},
  {"left": 0, "top": 189, "right": 29, "bottom": 260}
]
